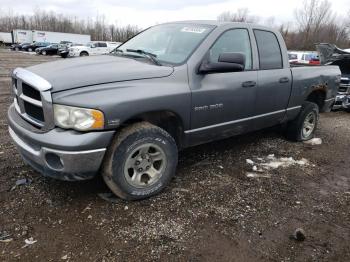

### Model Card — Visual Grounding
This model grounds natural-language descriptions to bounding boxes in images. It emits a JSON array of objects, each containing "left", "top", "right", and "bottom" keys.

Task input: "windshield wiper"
[
  {"left": 126, "top": 49, "right": 162, "bottom": 66},
  {"left": 110, "top": 48, "right": 123, "bottom": 54}
]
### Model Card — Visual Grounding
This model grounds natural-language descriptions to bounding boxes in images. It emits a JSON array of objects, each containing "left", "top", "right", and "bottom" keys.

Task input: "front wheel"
[
  {"left": 102, "top": 122, "right": 178, "bottom": 200},
  {"left": 286, "top": 101, "right": 319, "bottom": 141}
]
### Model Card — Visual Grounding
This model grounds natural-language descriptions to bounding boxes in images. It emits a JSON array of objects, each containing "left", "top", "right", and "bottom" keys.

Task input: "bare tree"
[
  {"left": 217, "top": 8, "right": 259, "bottom": 23},
  {"left": 294, "top": 0, "right": 334, "bottom": 49}
]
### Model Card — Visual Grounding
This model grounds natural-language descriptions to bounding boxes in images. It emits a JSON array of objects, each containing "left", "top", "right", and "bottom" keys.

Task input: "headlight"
[{"left": 53, "top": 104, "right": 104, "bottom": 131}]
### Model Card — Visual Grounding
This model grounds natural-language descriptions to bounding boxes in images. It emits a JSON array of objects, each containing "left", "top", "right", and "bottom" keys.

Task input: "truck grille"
[
  {"left": 339, "top": 77, "right": 350, "bottom": 93},
  {"left": 12, "top": 68, "right": 54, "bottom": 131}
]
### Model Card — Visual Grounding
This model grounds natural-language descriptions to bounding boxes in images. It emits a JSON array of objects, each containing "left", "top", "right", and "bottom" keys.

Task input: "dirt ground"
[{"left": 0, "top": 48, "right": 349, "bottom": 262}]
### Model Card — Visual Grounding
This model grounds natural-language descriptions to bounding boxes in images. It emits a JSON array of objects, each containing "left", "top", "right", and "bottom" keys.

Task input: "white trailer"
[
  {"left": 32, "top": 31, "right": 91, "bottom": 44},
  {"left": 0, "top": 32, "right": 12, "bottom": 45},
  {"left": 11, "top": 29, "right": 33, "bottom": 44}
]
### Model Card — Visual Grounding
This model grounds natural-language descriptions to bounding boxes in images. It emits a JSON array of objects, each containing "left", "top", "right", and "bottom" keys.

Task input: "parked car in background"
[
  {"left": 288, "top": 51, "right": 319, "bottom": 65},
  {"left": 59, "top": 41, "right": 72, "bottom": 46},
  {"left": 37, "top": 44, "right": 59, "bottom": 55},
  {"left": 19, "top": 43, "right": 32, "bottom": 51},
  {"left": 317, "top": 43, "right": 350, "bottom": 111},
  {"left": 68, "top": 41, "right": 121, "bottom": 57},
  {"left": 288, "top": 53, "right": 299, "bottom": 63},
  {"left": 309, "top": 57, "right": 321, "bottom": 65},
  {"left": 58, "top": 43, "right": 83, "bottom": 58},
  {"left": 8, "top": 21, "right": 340, "bottom": 200},
  {"left": 22, "top": 42, "right": 51, "bottom": 52},
  {"left": 10, "top": 42, "right": 30, "bottom": 51}
]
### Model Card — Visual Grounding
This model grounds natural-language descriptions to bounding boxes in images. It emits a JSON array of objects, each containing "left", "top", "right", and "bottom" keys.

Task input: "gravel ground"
[{"left": 0, "top": 48, "right": 349, "bottom": 261}]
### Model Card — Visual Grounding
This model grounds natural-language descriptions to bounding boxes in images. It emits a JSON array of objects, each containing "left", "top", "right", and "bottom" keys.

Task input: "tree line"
[
  {"left": 218, "top": 0, "right": 350, "bottom": 50},
  {"left": 0, "top": 9, "right": 140, "bottom": 42},
  {"left": 0, "top": 0, "right": 349, "bottom": 50}
]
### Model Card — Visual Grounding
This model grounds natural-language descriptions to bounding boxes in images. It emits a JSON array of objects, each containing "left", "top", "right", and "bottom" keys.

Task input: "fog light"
[{"left": 45, "top": 153, "right": 64, "bottom": 170}]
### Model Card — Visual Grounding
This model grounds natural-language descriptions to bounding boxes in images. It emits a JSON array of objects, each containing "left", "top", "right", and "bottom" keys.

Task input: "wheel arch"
[
  {"left": 305, "top": 87, "right": 327, "bottom": 112},
  {"left": 80, "top": 50, "right": 89, "bottom": 56},
  {"left": 120, "top": 110, "right": 185, "bottom": 148}
]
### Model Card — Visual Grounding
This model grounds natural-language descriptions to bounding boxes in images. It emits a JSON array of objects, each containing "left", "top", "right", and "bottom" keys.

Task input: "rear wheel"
[
  {"left": 286, "top": 101, "right": 319, "bottom": 141},
  {"left": 102, "top": 122, "right": 178, "bottom": 200}
]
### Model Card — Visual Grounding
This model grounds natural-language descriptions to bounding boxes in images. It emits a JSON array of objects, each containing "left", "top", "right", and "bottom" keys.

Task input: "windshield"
[{"left": 116, "top": 23, "right": 214, "bottom": 65}]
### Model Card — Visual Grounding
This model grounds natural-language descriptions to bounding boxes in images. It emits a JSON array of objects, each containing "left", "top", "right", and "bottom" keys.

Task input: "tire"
[
  {"left": 80, "top": 51, "right": 89, "bottom": 56},
  {"left": 42, "top": 50, "right": 46, "bottom": 55},
  {"left": 102, "top": 122, "right": 178, "bottom": 200},
  {"left": 286, "top": 101, "right": 319, "bottom": 141}
]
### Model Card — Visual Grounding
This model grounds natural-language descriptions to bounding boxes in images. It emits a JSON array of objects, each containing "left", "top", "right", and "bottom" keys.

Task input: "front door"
[{"left": 189, "top": 28, "right": 258, "bottom": 145}]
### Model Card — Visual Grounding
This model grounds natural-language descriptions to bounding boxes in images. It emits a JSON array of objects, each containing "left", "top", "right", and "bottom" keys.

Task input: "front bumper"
[
  {"left": 333, "top": 93, "right": 350, "bottom": 110},
  {"left": 8, "top": 104, "right": 115, "bottom": 181}
]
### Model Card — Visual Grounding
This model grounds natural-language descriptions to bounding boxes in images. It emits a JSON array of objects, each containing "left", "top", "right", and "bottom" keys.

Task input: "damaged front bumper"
[{"left": 333, "top": 77, "right": 350, "bottom": 110}]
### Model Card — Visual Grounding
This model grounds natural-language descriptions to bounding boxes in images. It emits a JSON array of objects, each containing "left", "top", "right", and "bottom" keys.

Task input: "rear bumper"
[{"left": 8, "top": 104, "right": 115, "bottom": 181}]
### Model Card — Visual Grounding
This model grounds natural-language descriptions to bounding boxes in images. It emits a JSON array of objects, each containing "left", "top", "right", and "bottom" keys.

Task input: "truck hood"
[
  {"left": 316, "top": 43, "right": 350, "bottom": 64},
  {"left": 27, "top": 55, "right": 174, "bottom": 92},
  {"left": 316, "top": 43, "right": 350, "bottom": 75}
]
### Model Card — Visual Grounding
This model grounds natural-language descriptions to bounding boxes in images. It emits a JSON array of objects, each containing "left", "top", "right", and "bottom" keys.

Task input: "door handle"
[
  {"left": 279, "top": 77, "right": 290, "bottom": 83},
  {"left": 242, "top": 81, "right": 256, "bottom": 88}
]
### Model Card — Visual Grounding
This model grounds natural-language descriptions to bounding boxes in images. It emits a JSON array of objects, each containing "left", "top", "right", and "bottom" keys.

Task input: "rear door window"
[{"left": 254, "top": 30, "right": 283, "bottom": 70}]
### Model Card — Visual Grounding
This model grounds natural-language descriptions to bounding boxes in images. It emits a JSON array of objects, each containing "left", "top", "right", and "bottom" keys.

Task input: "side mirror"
[{"left": 199, "top": 52, "right": 245, "bottom": 74}]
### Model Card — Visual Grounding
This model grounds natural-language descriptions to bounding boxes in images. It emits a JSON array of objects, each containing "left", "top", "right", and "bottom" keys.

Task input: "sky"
[{"left": 0, "top": 0, "right": 349, "bottom": 28}]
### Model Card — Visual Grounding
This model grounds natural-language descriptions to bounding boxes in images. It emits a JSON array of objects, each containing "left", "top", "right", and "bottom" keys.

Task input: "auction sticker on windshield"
[{"left": 181, "top": 27, "right": 207, "bottom": 34}]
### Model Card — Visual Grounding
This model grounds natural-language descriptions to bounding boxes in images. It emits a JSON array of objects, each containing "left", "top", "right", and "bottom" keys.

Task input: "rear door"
[{"left": 253, "top": 29, "right": 292, "bottom": 128}]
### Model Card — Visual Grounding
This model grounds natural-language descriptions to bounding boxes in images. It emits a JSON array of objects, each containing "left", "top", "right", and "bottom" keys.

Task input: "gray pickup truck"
[{"left": 8, "top": 21, "right": 340, "bottom": 200}]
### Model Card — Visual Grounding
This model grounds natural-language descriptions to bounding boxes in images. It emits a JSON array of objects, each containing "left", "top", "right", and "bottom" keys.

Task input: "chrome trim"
[
  {"left": 185, "top": 107, "right": 302, "bottom": 134},
  {"left": 20, "top": 94, "right": 43, "bottom": 107},
  {"left": 286, "top": 105, "right": 302, "bottom": 111},
  {"left": 41, "top": 91, "right": 54, "bottom": 128},
  {"left": 324, "top": 98, "right": 335, "bottom": 102},
  {"left": 12, "top": 67, "right": 55, "bottom": 131},
  {"left": 14, "top": 98, "right": 21, "bottom": 113},
  {"left": 13, "top": 68, "right": 52, "bottom": 91},
  {"left": 47, "top": 147, "right": 106, "bottom": 155}
]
